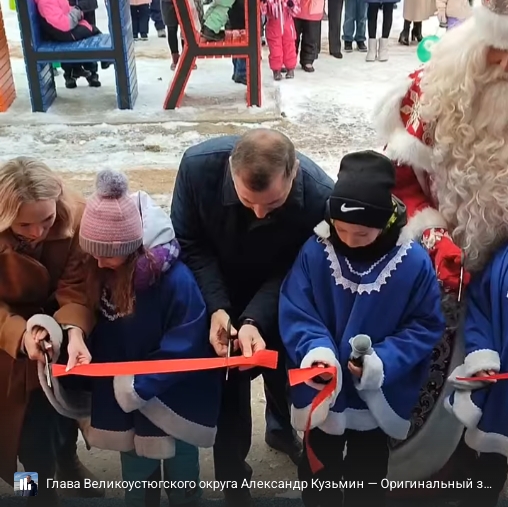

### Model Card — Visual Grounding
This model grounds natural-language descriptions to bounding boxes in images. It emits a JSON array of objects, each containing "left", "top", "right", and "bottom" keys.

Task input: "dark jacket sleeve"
[{"left": 170, "top": 157, "right": 231, "bottom": 315}]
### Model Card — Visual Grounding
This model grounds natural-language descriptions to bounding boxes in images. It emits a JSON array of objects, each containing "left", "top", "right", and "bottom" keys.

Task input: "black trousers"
[
  {"left": 327, "top": 0, "right": 343, "bottom": 54},
  {"left": 213, "top": 350, "right": 294, "bottom": 490},
  {"left": 294, "top": 19, "right": 321, "bottom": 66},
  {"left": 131, "top": 4, "right": 151, "bottom": 37},
  {"left": 459, "top": 451, "right": 508, "bottom": 507},
  {"left": 18, "top": 389, "right": 60, "bottom": 499},
  {"left": 298, "top": 427, "right": 389, "bottom": 507},
  {"left": 367, "top": 3, "right": 393, "bottom": 39}
]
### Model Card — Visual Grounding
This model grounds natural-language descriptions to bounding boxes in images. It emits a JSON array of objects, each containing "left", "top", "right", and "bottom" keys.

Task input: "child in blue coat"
[
  {"left": 446, "top": 245, "right": 508, "bottom": 507},
  {"left": 279, "top": 151, "right": 445, "bottom": 507},
  {"left": 41, "top": 170, "right": 221, "bottom": 507}
]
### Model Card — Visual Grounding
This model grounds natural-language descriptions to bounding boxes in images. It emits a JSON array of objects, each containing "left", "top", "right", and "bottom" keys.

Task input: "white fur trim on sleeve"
[
  {"left": 300, "top": 347, "right": 342, "bottom": 400},
  {"left": 26, "top": 314, "right": 63, "bottom": 355},
  {"left": 448, "top": 350, "right": 500, "bottom": 390},
  {"left": 464, "top": 349, "right": 500, "bottom": 376},
  {"left": 114, "top": 375, "right": 147, "bottom": 413},
  {"left": 474, "top": 4, "right": 508, "bottom": 51},
  {"left": 356, "top": 351, "right": 384, "bottom": 391},
  {"left": 398, "top": 207, "right": 448, "bottom": 243}
]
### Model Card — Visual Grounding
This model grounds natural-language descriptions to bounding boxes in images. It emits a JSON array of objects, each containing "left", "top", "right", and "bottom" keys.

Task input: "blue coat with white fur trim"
[
  {"left": 446, "top": 245, "right": 508, "bottom": 457},
  {"left": 38, "top": 192, "right": 221, "bottom": 459},
  {"left": 279, "top": 235, "right": 444, "bottom": 438}
]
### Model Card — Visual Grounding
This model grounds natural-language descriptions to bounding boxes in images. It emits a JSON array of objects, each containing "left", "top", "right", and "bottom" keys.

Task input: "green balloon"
[{"left": 416, "top": 35, "right": 440, "bottom": 63}]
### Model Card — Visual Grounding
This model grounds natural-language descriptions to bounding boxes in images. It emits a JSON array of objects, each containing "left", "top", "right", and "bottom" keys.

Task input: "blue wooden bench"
[{"left": 16, "top": 0, "right": 137, "bottom": 112}]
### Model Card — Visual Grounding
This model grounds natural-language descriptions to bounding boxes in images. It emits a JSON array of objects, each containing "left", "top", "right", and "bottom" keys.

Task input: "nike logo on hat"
[{"left": 341, "top": 203, "right": 365, "bottom": 212}]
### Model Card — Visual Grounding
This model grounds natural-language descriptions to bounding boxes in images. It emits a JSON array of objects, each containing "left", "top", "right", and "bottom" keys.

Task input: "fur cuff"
[
  {"left": 398, "top": 207, "right": 448, "bottom": 243},
  {"left": 474, "top": 4, "right": 508, "bottom": 51},
  {"left": 447, "top": 365, "right": 491, "bottom": 390},
  {"left": 114, "top": 375, "right": 147, "bottom": 413},
  {"left": 464, "top": 349, "right": 500, "bottom": 376},
  {"left": 300, "top": 347, "right": 341, "bottom": 397},
  {"left": 356, "top": 351, "right": 384, "bottom": 391},
  {"left": 27, "top": 314, "right": 63, "bottom": 356}
]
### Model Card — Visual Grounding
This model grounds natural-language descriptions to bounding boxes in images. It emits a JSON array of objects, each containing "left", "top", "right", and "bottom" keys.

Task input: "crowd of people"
[
  {"left": 3, "top": 1, "right": 508, "bottom": 507},
  {"left": 32, "top": 0, "right": 474, "bottom": 87}
]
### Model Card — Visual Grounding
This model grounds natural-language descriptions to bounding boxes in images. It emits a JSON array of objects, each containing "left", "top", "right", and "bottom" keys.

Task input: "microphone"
[{"left": 349, "top": 334, "right": 373, "bottom": 367}]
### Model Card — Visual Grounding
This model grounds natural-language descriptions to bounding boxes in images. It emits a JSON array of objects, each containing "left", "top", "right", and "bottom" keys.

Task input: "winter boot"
[
  {"left": 378, "top": 38, "right": 389, "bottom": 61},
  {"left": 286, "top": 69, "right": 294, "bottom": 79},
  {"left": 412, "top": 21, "right": 423, "bottom": 42},
  {"left": 273, "top": 70, "right": 283, "bottom": 81},
  {"left": 366, "top": 39, "right": 377, "bottom": 61},
  {"left": 171, "top": 53, "right": 180, "bottom": 71},
  {"left": 86, "top": 73, "right": 101, "bottom": 87},
  {"left": 200, "top": 26, "right": 224, "bottom": 42},
  {"left": 344, "top": 41, "right": 353, "bottom": 52},
  {"left": 64, "top": 75, "right": 77, "bottom": 88},
  {"left": 356, "top": 41, "right": 367, "bottom": 52},
  {"left": 399, "top": 20, "right": 411, "bottom": 45}
]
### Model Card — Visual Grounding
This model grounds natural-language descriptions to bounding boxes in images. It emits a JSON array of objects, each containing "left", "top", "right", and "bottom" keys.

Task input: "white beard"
[{"left": 431, "top": 79, "right": 508, "bottom": 272}]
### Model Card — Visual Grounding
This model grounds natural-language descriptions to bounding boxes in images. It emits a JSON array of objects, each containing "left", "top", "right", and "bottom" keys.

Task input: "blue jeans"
[
  {"left": 342, "top": 0, "right": 367, "bottom": 42},
  {"left": 150, "top": 0, "right": 165, "bottom": 30},
  {"left": 232, "top": 58, "right": 246, "bottom": 79}
]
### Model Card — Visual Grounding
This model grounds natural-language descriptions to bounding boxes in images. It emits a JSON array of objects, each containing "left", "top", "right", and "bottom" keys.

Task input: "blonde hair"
[
  {"left": 0, "top": 157, "right": 74, "bottom": 234},
  {"left": 420, "top": 19, "right": 508, "bottom": 271}
]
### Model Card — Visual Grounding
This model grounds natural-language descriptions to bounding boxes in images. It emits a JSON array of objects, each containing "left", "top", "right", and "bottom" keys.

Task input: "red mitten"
[{"left": 422, "top": 228, "right": 470, "bottom": 292}]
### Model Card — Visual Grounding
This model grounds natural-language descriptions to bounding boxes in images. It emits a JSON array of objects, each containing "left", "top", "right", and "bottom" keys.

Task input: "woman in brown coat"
[{"left": 0, "top": 157, "right": 103, "bottom": 503}]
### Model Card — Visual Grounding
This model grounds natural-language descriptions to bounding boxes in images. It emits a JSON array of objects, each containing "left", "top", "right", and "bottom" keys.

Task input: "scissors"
[
  {"left": 39, "top": 340, "right": 52, "bottom": 388},
  {"left": 457, "top": 250, "right": 465, "bottom": 303},
  {"left": 225, "top": 318, "right": 234, "bottom": 381}
]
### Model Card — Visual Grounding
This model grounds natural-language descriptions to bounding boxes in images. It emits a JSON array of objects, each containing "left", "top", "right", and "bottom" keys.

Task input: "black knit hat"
[{"left": 329, "top": 151, "right": 395, "bottom": 229}]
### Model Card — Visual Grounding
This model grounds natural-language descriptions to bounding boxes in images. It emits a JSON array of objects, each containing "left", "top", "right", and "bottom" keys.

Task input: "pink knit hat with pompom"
[{"left": 79, "top": 170, "right": 143, "bottom": 257}]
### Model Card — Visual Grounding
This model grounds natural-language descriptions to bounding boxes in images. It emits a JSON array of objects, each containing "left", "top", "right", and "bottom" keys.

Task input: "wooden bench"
[
  {"left": 16, "top": 0, "right": 137, "bottom": 112},
  {"left": 164, "top": 0, "right": 262, "bottom": 109},
  {"left": 0, "top": 4, "right": 16, "bottom": 112}
]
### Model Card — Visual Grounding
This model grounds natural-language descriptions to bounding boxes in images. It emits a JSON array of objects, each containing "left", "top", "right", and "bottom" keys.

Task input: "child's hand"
[
  {"left": 66, "top": 328, "right": 92, "bottom": 371},
  {"left": 348, "top": 361, "right": 363, "bottom": 378},
  {"left": 474, "top": 370, "right": 497, "bottom": 383},
  {"left": 312, "top": 361, "right": 333, "bottom": 382}
]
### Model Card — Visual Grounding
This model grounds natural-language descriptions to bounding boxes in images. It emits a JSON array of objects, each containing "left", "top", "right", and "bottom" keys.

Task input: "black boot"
[
  {"left": 64, "top": 75, "right": 77, "bottom": 88},
  {"left": 412, "top": 21, "right": 423, "bottom": 43},
  {"left": 399, "top": 20, "right": 411, "bottom": 46},
  {"left": 200, "top": 26, "right": 225, "bottom": 42},
  {"left": 86, "top": 72, "right": 101, "bottom": 87}
]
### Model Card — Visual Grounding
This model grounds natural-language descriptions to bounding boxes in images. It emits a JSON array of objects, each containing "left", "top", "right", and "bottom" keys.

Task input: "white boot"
[
  {"left": 378, "top": 38, "right": 389, "bottom": 61},
  {"left": 366, "top": 39, "right": 377, "bottom": 62}
]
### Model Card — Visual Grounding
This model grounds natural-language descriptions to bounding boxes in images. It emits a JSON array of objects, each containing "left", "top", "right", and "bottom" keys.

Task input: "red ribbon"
[
  {"left": 456, "top": 373, "right": 508, "bottom": 382},
  {"left": 288, "top": 366, "right": 338, "bottom": 474},
  {"left": 51, "top": 350, "right": 278, "bottom": 377}
]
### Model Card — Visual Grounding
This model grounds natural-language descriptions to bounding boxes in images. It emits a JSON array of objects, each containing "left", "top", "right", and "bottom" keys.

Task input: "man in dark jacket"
[
  {"left": 26, "top": 475, "right": 38, "bottom": 496},
  {"left": 170, "top": 129, "right": 333, "bottom": 507}
]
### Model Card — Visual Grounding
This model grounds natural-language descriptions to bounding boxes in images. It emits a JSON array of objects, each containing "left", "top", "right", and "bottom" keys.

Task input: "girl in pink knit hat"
[{"left": 40, "top": 170, "right": 222, "bottom": 507}]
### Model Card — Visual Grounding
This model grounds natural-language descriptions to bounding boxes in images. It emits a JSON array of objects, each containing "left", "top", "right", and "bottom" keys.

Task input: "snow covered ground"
[{"left": 0, "top": 0, "right": 439, "bottom": 178}]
